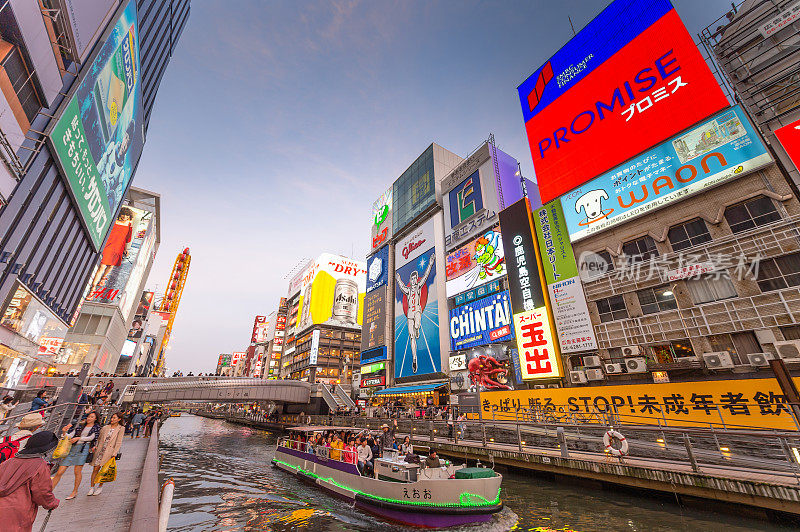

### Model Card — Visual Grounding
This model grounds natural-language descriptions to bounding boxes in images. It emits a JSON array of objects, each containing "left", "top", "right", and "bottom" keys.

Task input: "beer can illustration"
[{"left": 331, "top": 279, "right": 359, "bottom": 324}]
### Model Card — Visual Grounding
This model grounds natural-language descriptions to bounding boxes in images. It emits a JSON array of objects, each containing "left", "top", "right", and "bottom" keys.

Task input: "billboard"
[
  {"left": 392, "top": 145, "right": 436, "bottom": 232},
  {"left": 361, "top": 286, "right": 386, "bottom": 352},
  {"left": 48, "top": 0, "right": 144, "bottom": 249},
  {"left": 86, "top": 205, "right": 152, "bottom": 307},
  {"left": 560, "top": 106, "right": 771, "bottom": 241},
  {"left": 775, "top": 117, "right": 800, "bottom": 171},
  {"left": 453, "top": 279, "right": 501, "bottom": 308},
  {"left": 296, "top": 254, "right": 367, "bottom": 334},
  {"left": 517, "top": 0, "right": 728, "bottom": 204},
  {"left": 361, "top": 346, "right": 387, "bottom": 365},
  {"left": 231, "top": 351, "right": 245, "bottom": 366},
  {"left": 445, "top": 228, "right": 505, "bottom": 297},
  {"left": 394, "top": 217, "right": 441, "bottom": 380},
  {"left": 250, "top": 315, "right": 269, "bottom": 343},
  {"left": 366, "top": 245, "right": 389, "bottom": 293},
  {"left": 371, "top": 187, "right": 393, "bottom": 250},
  {"left": 441, "top": 143, "right": 526, "bottom": 250},
  {"left": 499, "top": 198, "right": 562, "bottom": 380},
  {"left": 533, "top": 202, "right": 597, "bottom": 353},
  {"left": 1, "top": 281, "right": 68, "bottom": 348},
  {"left": 60, "top": 0, "right": 120, "bottom": 63},
  {"left": 449, "top": 291, "right": 514, "bottom": 351}
]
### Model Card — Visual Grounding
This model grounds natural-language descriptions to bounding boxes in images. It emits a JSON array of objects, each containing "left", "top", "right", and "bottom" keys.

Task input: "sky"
[{"left": 133, "top": 0, "right": 735, "bottom": 373}]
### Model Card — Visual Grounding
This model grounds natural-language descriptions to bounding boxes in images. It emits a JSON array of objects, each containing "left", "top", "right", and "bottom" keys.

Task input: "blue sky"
[{"left": 133, "top": 0, "right": 735, "bottom": 373}]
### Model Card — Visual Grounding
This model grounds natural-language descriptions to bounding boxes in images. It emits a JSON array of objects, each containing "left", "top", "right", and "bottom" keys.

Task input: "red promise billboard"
[{"left": 517, "top": 0, "right": 728, "bottom": 204}]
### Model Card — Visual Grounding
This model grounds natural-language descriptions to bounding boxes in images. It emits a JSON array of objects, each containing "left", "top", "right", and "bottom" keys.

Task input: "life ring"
[{"left": 603, "top": 429, "right": 628, "bottom": 456}]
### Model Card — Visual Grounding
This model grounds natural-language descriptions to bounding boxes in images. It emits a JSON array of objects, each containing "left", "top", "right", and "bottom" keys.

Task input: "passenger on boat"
[
  {"left": 378, "top": 420, "right": 397, "bottom": 455},
  {"left": 330, "top": 434, "right": 343, "bottom": 460},
  {"left": 424, "top": 450, "right": 441, "bottom": 469},
  {"left": 399, "top": 436, "right": 413, "bottom": 455},
  {"left": 357, "top": 438, "right": 373, "bottom": 474},
  {"left": 343, "top": 438, "right": 357, "bottom": 464},
  {"left": 368, "top": 437, "right": 381, "bottom": 461}
]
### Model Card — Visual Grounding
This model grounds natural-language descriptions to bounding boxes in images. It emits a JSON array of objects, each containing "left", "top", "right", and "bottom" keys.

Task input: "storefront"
[
  {"left": 0, "top": 281, "right": 68, "bottom": 387},
  {"left": 372, "top": 382, "right": 449, "bottom": 407}
]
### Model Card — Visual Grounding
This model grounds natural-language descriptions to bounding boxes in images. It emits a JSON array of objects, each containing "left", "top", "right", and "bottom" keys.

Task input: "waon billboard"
[
  {"left": 499, "top": 198, "right": 562, "bottom": 380},
  {"left": 517, "top": 0, "right": 728, "bottom": 204}
]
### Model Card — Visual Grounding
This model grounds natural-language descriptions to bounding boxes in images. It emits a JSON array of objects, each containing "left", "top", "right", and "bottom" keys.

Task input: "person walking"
[
  {"left": 0, "top": 431, "right": 60, "bottom": 531},
  {"left": 130, "top": 410, "right": 145, "bottom": 438},
  {"left": 1, "top": 395, "right": 19, "bottom": 421},
  {"left": 144, "top": 410, "right": 157, "bottom": 438},
  {"left": 28, "top": 391, "right": 48, "bottom": 413},
  {"left": 88, "top": 412, "right": 124, "bottom": 496},
  {"left": 51, "top": 411, "right": 100, "bottom": 499}
]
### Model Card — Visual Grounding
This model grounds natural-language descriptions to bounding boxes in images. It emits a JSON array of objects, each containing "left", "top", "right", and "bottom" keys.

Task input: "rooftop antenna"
[{"left": 568, "top": 15, "right": 576, "bottom": 36}]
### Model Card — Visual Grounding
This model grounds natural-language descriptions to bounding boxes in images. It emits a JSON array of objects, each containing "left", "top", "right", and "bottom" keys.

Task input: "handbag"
[
  {"left": 52, "top": 436, "right": 72, "bottom": 460},
  {"left": 99, "top": 457, "right": 117, "bottom": 483},
  {"left": 85, "top": 451, "right": 94, "bottom": 463},
  {"left": 116, "top": 451, "right": 122, "bottom": 460}
]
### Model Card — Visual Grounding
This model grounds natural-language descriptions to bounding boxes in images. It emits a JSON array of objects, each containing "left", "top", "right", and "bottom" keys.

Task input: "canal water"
[{"left": 162, "top": 415, "right": 789, "bottom": 531}]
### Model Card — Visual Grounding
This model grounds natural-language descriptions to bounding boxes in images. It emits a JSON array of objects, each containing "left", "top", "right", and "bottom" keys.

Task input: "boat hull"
[{"left": 273, "top": 445, "right": 502, "bottom": 528}]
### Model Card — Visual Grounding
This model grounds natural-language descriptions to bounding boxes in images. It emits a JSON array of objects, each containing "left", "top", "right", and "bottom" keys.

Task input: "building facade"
[{"left": 0, "top": 1, "right": 188, "bottom": 386}]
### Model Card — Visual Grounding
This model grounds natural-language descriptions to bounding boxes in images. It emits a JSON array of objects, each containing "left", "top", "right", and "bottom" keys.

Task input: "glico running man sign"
[
  {"left": 48, "top": 0, "right": 144, "bottom": 250},
  {"left": 517, "top": 0, "right": 727, "bottom": 204}
]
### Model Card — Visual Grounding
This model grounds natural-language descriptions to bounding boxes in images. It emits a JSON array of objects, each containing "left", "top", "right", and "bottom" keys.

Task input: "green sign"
[
  {"left": 533, "top": 201, "right": 578, "bottom": 285},
  {"left": 361, "top": 361, "right": 386, "bottom": 375},
  {"left": 48, "top": 0, "right": 143, "bottom": 250}
]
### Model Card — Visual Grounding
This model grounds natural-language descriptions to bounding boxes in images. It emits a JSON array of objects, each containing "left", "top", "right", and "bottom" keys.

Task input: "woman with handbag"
[
  {"left": 88, "top": 412, "right": 124, "bottom": 496},
  {"left": 51, "top": 411, "right": 100, "bottom": 499}
]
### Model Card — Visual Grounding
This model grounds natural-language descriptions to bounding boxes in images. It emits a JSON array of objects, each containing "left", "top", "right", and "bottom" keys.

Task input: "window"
[
  {"left": 708, "top": 332, "right": 762, "bottom": 365},
  {"left": 781, "top": 325, "right": 800, "bottom": 341},
  {"left": 685, "top": 275, "right": 737, "bottom": 304},
  {"left": 648, "top": 340, "right": 695, "bottom": 364},
  {"left": 0, "top": 45, "right": 42, "bottom": 124},
  {"left": 596, "top": 295, "right": 628, "bottom": 323},
  {"left": 622, "top": 235, "right": 659, "bottom": 263},
  {"left": 637, "top": 285, "right": 678, "bottom": 314},
  {"left": 668, "top": 218, "right": 712, "bottom": 251},
  {"left": 724, "top": 196, "right": 781, "bottom": 233},
  {"left": 756, "top": 252, "right": 800, "bottom": 292}
]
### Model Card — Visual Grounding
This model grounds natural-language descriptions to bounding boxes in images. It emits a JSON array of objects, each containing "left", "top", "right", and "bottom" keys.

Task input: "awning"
[{"left": 373, "top": 383, "right": 447, "bottom": 396}]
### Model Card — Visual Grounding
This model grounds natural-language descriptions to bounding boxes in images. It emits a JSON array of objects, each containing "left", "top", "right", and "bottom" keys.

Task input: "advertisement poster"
[
  {"left": 560, "top": 106, "right": 772, "bottom": 241},
  {"left": 480, "top": 378, "right": 800, "bottom": 431},
  {"left": 366, "top": 245, "right": 389, "bottom": 293},
  {"left": 1, "top": 282, "right": 67, "bottom": 347},
  {"left": 453, "top": 279, "right": 501, "bottom": 308},
  {"left": 127, "top": 291, "right": 153, "bottom": 340},
  {"left": 517, "top": 0, "right": 728, "bottom": 204},
  {"left": 49, "top": 0, "right": 143, "bottom": 249},
  {"left": 296, "top": 254, "right": 367, "bottom": 334},
  {"left": 499, "top": 198, "right": 562, "bottom": 380},
  {"left": 86, "top": 205, "right": 152, "bottom": 308},
  {"left": 361, "top": 286, "right": 386, "bottom": 351},
  {"left": 449, "top": 291, "right": 514, "bottom": 351},
  {"left": 394, "top": 218, "right": 441, "bottom": 379},
  {"left": 371, "top": 187, "right": 393, "bottom": 250},
  {"left": 250, "top": 315, "right": 269, "bottom": 343},
  {"left": 445, "top": 229, "right": 506, "bottom": 297},
  {"left": 441, "top": 143, "right": 524, "bottom": 250},
  {"left": 534, "top": 201, "right": 597, "bottom": 353}
]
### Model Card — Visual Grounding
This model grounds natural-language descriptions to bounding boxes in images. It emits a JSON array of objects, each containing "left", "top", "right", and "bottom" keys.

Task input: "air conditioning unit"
[
  {"left": 702, "top": 351, "right": 734, "bottom": 369},
  {"left": 625, "top": 357, "right": 647, "bottom": 373},
  {"left": 775, "top": 341, "right": 800, "bottom": 360},
  {"left": 621, "top": 345, "right": 641, "bottom": 357},
  {"left": 604, "top": 363, "right": 624, "bottom": 374},
  {"left": 585, "top": 368, "right": 605, "bottom": 381},
  {"left": 747, "top": 352, "right": 775, "bottom": 367},
  {"left": 582, "top": 355, "right": 602, "bottom": 367},
  {"left": 570, "top": 370, "right": 587, "bottom": 384},
  {"left": 533, "top": 384, "right": 546, "bottom": 389}
]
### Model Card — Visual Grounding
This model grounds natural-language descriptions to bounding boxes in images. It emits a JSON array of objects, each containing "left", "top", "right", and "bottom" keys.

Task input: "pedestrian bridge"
[{"left": 122, "top": 378, "right": 312, "bottom": 404}]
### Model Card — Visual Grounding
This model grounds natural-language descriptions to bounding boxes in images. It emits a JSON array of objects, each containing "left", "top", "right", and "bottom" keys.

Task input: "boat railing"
[{"left": 278, "top": 437, "right": 360, "bottom": 464}]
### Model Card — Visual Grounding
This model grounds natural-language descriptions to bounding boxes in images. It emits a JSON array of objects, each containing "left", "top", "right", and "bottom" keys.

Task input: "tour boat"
[{"left": 272, "top": 426, "right": 503, "bottom": 528}]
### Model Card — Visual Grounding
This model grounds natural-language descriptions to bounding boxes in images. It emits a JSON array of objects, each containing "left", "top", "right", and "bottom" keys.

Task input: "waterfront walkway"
[{"left": 33, "top": 436, "right": 150, "bottom": 531}]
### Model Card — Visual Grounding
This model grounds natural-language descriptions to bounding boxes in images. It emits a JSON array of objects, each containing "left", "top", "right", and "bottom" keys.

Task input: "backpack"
[{"left": 0, "top": 435, "right": 30, "bottom": 464}]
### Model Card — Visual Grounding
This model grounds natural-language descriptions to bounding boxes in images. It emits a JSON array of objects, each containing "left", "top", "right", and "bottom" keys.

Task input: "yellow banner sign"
[{"left": 480, "top": 378, "right": 800, "bottom": 430}]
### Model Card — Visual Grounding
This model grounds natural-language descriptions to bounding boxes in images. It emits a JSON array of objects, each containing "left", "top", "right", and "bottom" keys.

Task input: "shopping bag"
[
  {"left": 52, "top": 436, "right": 72, "bottom": 460},
  {"left": 99, "top": 457, "right": 117, "bottom": 482}
]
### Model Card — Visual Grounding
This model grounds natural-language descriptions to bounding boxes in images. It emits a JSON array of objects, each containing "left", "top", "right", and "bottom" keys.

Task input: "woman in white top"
[
  {"left": 399, "top": 435, "right": 414, "bottom": 455},
  {"left": 52, "top": 411, "right": 100, "bottom": 499}
]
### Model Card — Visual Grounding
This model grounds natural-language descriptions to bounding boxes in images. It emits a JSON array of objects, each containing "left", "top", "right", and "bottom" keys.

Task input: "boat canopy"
[{"left": 373, "top": 383, "right": 447, "bottom": 396}]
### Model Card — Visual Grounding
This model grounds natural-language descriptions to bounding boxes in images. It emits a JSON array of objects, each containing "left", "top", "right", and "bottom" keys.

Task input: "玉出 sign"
[{"left": 449, "top": 291, "right": 514, "bottom": 351}]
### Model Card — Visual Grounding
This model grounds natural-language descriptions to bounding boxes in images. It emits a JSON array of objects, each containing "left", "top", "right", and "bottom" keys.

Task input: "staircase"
[
  {"left": 319, "top": 384, "right": 352, "bottom": 412},
  {"left": 333, "top": 385, "right": 355, "bottom": 409}
]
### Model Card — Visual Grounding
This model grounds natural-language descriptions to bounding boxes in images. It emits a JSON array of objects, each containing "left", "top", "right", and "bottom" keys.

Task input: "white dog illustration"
[{"left": 575, "top": 189, "right": 610, "bottom": 224}]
